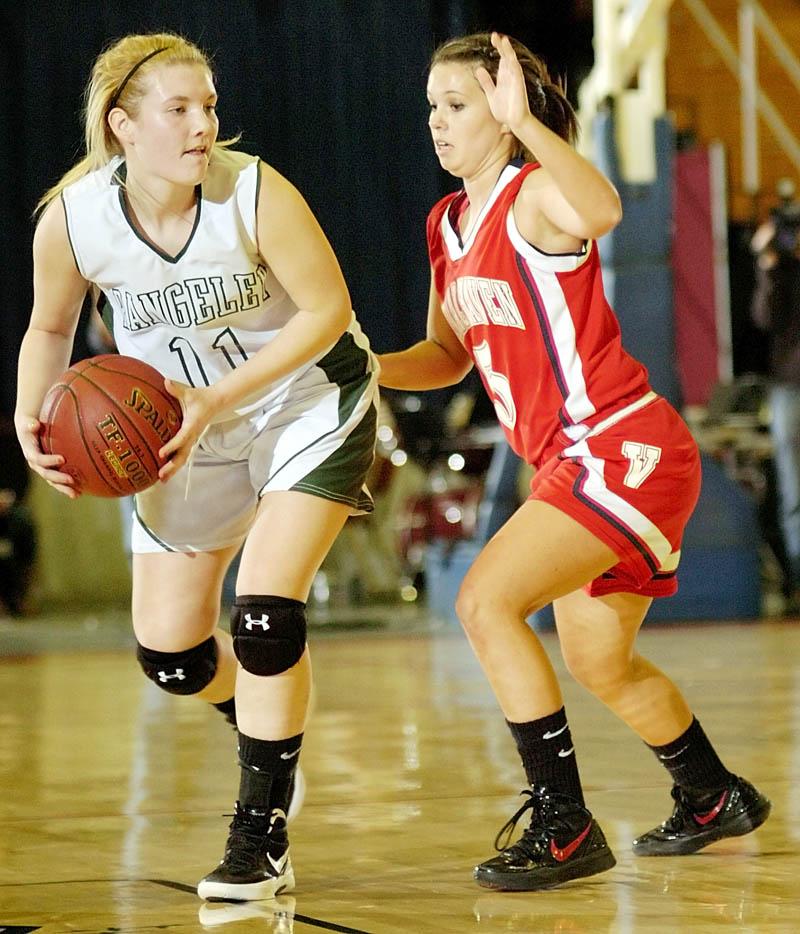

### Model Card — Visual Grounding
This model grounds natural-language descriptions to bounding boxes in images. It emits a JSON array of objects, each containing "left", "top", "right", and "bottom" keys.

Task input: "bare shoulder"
[
  {"left": 513, "top": 168, "right": 584, "bottom": 254},
  {"left": 257, "top": 160, "right": 307, "bottom": 212},
  {"left": 30, "top": 198, "right": 88, "bottom": 325},
  {"left": 255, "top": 160, "right": 323, "bottom": 259},
  {"left": 33, "top": 200, "right": 83, "bottom": 280},
  {"left": 34, "top": 198, "right": 69, "bottom": 248}
]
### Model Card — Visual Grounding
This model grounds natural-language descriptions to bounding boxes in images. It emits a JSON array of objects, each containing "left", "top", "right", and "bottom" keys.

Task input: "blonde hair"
[{"left": 37, "top": 32, "right": 230, "bottom": 213}]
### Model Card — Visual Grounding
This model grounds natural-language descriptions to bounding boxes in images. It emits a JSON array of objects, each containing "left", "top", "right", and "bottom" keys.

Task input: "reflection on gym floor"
[{"left": 0, "top": 610, "right": 798, "bottom": 933}]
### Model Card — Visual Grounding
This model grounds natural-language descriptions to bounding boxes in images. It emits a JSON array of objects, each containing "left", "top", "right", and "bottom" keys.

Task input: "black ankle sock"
[
  {"left": 648, "top": 716, "right": 732, "bottom": 795},
  {"left": 237, "top": 731, "right": 303, "bottom": 813},
  {"left": 506, "top": 707, "right": 585, "bottom": 806},
  {"left": 213, "top": 697, "right": 236, "bottom": 725}
]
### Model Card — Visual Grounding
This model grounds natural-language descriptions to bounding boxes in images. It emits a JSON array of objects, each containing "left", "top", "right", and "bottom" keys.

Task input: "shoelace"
[
  {"left": 493, "top": 789, "right": 587, "bottom": 855},
  {"left": 494, "top": 790, "right": 538, "bottom": 851},
  {"left": 223, "top": 826, "right": 267, "bottom": 873},
  {"left": 664, "top": 783, "right": 726, "bottom": 830},
  {"left": 652, "top": 787, "right": 687, "bottom": 834},
  {"left": 220, "top": 806, "right": 289, "bottom": 872}
]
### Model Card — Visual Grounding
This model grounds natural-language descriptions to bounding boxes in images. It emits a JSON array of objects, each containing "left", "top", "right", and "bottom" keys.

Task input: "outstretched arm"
[{"left": 378, "top": 275, "right": 472, "bottom": 390}]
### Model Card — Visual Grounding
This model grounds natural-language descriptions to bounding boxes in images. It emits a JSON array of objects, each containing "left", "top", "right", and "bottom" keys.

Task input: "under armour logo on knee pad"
[
  {"left": 158, "top": 669, "right": 186, "bottom": 682},
  {"left": 244, "top": 613, "right": 271, "bottom": 630},
  {"left": 232, "top": 597, "right": 306, "bottom": 676},
  {"left": 137, "top": 637, "right": 218, "bottom": 696}
]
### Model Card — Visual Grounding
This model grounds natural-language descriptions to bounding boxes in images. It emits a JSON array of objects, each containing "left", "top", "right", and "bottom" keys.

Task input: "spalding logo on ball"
[{"left": 39, "top": 354, "right": 183, "bottom": 498}]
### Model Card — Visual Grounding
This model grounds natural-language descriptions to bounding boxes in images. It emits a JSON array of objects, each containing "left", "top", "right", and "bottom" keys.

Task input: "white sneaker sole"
[{"left": 198, "top": 863, "right": 296, "bottom": 902}]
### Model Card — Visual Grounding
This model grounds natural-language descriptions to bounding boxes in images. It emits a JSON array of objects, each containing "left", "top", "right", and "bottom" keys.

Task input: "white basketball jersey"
[{"left": 62, "top": 148, "right": 367, "bottom": 422}]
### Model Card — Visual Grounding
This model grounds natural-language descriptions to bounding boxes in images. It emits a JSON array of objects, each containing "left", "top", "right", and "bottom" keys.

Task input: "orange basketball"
[{"left": 39, "top": 354, "right": 183, "bottom": 498}]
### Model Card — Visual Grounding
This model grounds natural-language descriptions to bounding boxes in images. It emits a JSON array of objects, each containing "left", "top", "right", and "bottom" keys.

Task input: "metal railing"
[
  {"left": 578, "top": 0, "right": 673, "bottom": 181},
  {"left": 578, "top": 0, "right": 800, "bottom": 199}
]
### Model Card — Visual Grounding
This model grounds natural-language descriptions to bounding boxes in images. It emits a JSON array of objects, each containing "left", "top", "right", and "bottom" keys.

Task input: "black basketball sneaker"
[
  {"left": 473, "top": 788, "right": 616, "bottom": 890},
  {"left": 633, "top": 776, "right": 771, "bottom": 856},
  {"left": 198, "top": 803, "right": 295, "bottom": 901}
]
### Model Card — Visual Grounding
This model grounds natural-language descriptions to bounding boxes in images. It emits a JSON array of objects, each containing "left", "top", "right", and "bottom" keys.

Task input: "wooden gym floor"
[{"left": 0, "top": 608, "right": 798, "bottom": 933}]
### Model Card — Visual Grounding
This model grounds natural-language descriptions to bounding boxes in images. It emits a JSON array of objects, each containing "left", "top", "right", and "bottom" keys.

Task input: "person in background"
[
  {"left": 378, "top": 30, "right": 770, "bottom": 891},
  {"left": 751, "top": 177, "right": 800, "bottom": 613},
  {"left": 15, "top": 32, "right": 378, "bottom": 902}
]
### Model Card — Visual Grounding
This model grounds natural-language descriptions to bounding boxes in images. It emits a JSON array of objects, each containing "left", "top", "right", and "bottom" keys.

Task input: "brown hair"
[
  {"left": 430, "top": 32, "right": 579, "bottom": 159},
  {"left": 37, "top": 32, "right": 229, "bottom": 213}
]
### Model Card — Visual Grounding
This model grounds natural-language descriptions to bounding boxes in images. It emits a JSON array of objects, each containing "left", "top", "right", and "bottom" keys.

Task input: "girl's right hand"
[
  {"left": 474, "top": 32, "right": 532, "bottom": 136},
  {"left": 15, "top": 415, "right": 79, "bottom": 499}
]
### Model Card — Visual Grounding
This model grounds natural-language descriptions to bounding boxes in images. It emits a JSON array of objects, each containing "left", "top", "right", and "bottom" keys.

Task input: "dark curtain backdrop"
[{"left": 0, "top": 0, "right": 593, "bottom": 417}]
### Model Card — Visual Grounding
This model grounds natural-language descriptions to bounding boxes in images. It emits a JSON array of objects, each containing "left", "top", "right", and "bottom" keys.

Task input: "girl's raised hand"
[{"left": 474, "top": 32, "right": 531, "bottom": 133}]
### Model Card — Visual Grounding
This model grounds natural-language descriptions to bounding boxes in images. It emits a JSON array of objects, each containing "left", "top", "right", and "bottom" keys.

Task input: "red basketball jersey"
[{"left": 427, "top": 161, "right": 651, "bottom": 468}]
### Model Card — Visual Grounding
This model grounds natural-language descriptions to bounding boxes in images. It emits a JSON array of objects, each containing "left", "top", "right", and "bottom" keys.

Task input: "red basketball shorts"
[{"left": 528, "top": 394, "right": 702, "bottom": 597}]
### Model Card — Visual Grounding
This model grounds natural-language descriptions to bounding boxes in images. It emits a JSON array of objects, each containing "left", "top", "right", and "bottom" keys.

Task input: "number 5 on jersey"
[{"left": 473, "top": 340, "right": 517, "bottom": 429}]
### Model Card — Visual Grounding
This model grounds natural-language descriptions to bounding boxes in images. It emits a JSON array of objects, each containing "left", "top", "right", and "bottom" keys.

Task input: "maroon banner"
[{"left": 673, "top": 147, "right": 725, "bottom": 406}]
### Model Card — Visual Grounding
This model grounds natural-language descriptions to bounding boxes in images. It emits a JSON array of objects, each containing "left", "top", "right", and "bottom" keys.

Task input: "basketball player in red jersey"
[{"left": 378, "top": 31, "right": 770, "bottom": 891}]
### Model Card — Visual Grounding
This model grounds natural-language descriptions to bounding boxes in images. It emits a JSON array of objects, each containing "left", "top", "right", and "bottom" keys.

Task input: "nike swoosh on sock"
[
  {"left": 543, "top": 725, "right": 568, "bottom": 740},
  {"left": 658, "top": 743, "right": 690, "bottom": 761}
]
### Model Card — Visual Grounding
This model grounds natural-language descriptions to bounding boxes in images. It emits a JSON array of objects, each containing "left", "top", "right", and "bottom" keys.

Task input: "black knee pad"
[
  {"left": 231, "top": 595, "right": 307, "bottom": 676},
  {"left": 136, "top": 635, "right": 218, "bottom": 695}
]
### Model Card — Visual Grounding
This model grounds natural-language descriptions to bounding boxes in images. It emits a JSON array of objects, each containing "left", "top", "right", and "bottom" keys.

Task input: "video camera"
[{"left": 767, "top": 179, "right": 800, "bottom": 257}]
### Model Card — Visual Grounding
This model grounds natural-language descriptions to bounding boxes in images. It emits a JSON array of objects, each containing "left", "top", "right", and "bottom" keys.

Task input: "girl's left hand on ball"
[{"left": 157, "top": 380, "right": 218, "bottom": 481}]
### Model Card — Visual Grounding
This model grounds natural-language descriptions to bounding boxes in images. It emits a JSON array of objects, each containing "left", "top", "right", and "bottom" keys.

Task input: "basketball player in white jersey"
[
  {"left": 379, "top": 31, "right": 770, "bottom": 891},
  {"left": 15, "top": 32, "right": 378, "bottom": 902}
]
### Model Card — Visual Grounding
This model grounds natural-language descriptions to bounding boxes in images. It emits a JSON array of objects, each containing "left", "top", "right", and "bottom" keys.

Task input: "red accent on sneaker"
[
  {"left": 693, "top": 791, "right": 728, "bottom": 825},
  {"left": 549, "top": 821, "right": 592, "bottom": 862}
]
